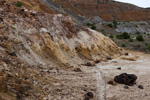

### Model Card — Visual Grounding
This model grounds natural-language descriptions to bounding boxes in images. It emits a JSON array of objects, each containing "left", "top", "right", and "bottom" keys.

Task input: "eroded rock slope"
[{"left": 0, "top": 1, "right": 123, "bottom": 100}]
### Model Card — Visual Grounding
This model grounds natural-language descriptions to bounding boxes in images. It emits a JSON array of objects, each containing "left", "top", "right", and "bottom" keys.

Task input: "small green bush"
[
  {"left": 91, "top": 25, "right": 96, "bottom": 30},
  {"left": 121, "top": 32, "right": 130, "bottom": 39},
  {"left": 136, "top": 35, "right": 144, "bottom": 41},
  {"left": 87, "top": 23, "right": 91, "bottom": 26},
  {"left": 107, "top": 23, "right": 113, "bottom": 28},
  {"left": 116, "top": 32, "right": 130, "bottom": 39},
  {"left": 109, "top": 35, "right": 114, "bottom": 38},
  {"left": 113, "top": 20, "right": 118, "bottom": 29},
  {"left": 100, "top": 29, "right": 105, "bottom": 32},
  {"left": 122, "top": 44, "right": 126, "bottom": 47},
  {"left": 147, "top": 44, "right": 150, "bottom": 51},
  {"left": 129, "top": 38, "right": 134, "bottom": 42},
  {"left": 136, "top": 31, "right": 141, "bottom": 34},
  {"left": 136, "top": 45, "right": 141, "bottom": 47},
  {"left": 102, "top": 32, "right": 106, "bottom": 36},
  {"left": 16, "top": 1, "right": 23, "bottom": 7},
  {"left": 116, "top": 35, "right": 122, "bottom": 39}
]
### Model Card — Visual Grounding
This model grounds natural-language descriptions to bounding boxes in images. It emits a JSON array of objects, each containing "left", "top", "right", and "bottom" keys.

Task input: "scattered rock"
[
  {"left": 7, "top": 73, "right": 13, "bottom": 77},
  {"left": 138, "top": 85, "right": 144, "bottom": 89},
  {"left": 112, "top": 61, "right": 117, "bottom": 63},
  {"left": 94, "top": 59, "right": 102, "bottom": 63},
  {"left": 117, "top": 67, "right": 121, "bottom": 70},
  {"left": 114, "top": 73, "right": 137, "bottom": 86},
  {"left": 85, "top": 61, "right": 95, "bottom": 66},
  {"left": 84, "top": 92, "right": 94, "bottom": 100},
  {"left": 8, "top": 52, "right": 17, "bottom": 57},
  {"left": 73, "top": 68, "right": 82, "bottom": 72},
  {"left": 124, "top": 85, "right": 129, "bottom": 89},
  {"left": 107, "top": 80, "right": 117, "bottom": 86},
  {"left": 106, "top": 57, "right": 112, "bottom": 60},
  {"left": 125, "top": 53, "right": 129, "bottom": 56}
]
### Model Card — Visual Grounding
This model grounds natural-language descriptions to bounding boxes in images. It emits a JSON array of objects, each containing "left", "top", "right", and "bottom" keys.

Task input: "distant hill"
[{"left": 41, "top": 0, "right": 150, "bottom": 21}]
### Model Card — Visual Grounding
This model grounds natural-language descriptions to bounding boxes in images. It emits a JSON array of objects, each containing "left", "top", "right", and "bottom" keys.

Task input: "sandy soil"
[{"left": 95, "top": 51, "right": 150, "bottom": 100}]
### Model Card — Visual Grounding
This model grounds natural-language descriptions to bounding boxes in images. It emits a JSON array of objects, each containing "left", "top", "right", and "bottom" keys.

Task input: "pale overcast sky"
[{"left": 115, "top": 0, "right": 150, "bottom": 8}]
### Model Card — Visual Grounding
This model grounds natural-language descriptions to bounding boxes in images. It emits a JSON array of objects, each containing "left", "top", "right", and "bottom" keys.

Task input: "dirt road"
[{"left": 95, "top": 51, "right": 150, "bottom": 100}]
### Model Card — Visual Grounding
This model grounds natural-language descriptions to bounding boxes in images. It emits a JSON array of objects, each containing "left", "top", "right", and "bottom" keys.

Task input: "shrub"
[
  {"left": 101, "top": 29, "right": 105, "bottom": 32},
  {"left": 121, "top": 32, "right": 130, "bottom": 39},
  {"left": 129, "top": 38, "right": 134, "bottom": 42},
  {"left": 136, "top": 31, "right": 141, "bottom": 34},
  {"left": 16, "top": 1, "right": 23, "bottom": 7},
  {"left": 116, "top": 35, "right": 122, "bottom": 39},
  {"left": 107, "top": 23, "right": 113, "bottom": 28},
  {"left": 91, "top": 25, "right": 96, "bottom": 30},
  {"left": 136, "top": 35, "right": 144, "bottom": 41},
  {"left": 145, "top": 43, "right": 148, "bottom": 46},
  {"left": 102, "top": 32, "right": 106, "bottom": 36},
  {"left": 122, "top": 44, "right": 126, "bottom": 47},
  {"left": 136, "top": 45, "right": 141, "bottom": 47},
  {"left": 87, "top": 23, "right": 91, "bottom": 26},
  {"left": 88, "top": 23, "right": 96, "bottom": 30},
  {"left": 113, "top": 20, "right": 118, "bottom": 29},
  {"left": 116, "top": 32, "right": 130, "bottom": 39},
  {"left": 147, "top": 44, "right": 150, "bottom": 51},
  {"left": 109, "top": 35, "right": 114, "bottom": 38}
]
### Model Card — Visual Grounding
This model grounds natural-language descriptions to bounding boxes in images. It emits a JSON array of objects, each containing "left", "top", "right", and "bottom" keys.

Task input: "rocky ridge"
[{"left": 42, "top": 0, "right": 150, "bottom": 21}]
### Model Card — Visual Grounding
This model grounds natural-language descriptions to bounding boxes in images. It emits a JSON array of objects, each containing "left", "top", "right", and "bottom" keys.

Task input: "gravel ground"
[{"left": 95, "top": 51, "right": 150, "bottom": 100}]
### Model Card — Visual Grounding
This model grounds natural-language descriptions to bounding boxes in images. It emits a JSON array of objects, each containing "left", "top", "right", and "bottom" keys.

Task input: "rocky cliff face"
[{"left": 0, "top": 1, "right": 123, "bottom": 100}]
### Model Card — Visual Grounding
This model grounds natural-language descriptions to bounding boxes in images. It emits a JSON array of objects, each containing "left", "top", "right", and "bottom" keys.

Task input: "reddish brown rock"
[
  {"left": 107, "top": 80, "right": 117, "bottom": 86},
  {"left": 85, "top": 61, "right": 95, "bottom": 66},
  {"left": 94, "top": 59, "right": 102, "bottom": 63}
]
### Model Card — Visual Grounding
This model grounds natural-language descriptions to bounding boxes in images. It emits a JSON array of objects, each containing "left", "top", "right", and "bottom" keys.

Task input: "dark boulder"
[
  {"left": 125, "top": 53, "right": 129, "bottom": 56},
  {"left": 138, "top": 85, "right": 144, "bottom": 89},
  {"left": 117, "top": 67, "right": 121, "bottom": 70},
  {"left": 114, "top": 73, "right": 137, "bottom": 86},
  {"left": 106, "top": 57, "right": 112, "bottom": 60},
  {"left": 124, "top": 85, "right": 129, "bottom": 89},
  {"left": 84, "top": 92, "right": 94, "bottom": 100}
]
